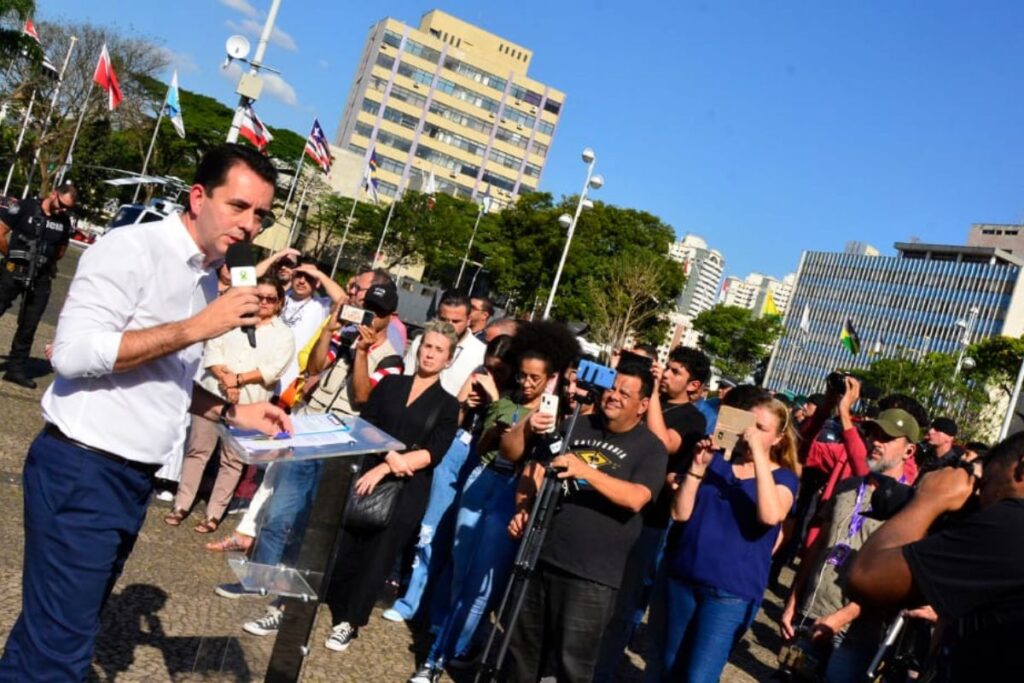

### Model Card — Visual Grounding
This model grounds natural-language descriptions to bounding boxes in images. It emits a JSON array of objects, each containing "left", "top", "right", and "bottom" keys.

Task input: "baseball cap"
[
  {"left": 869, "top": 409, "right": 920, "bottom": 443},
  {"left": 930, "top": 417, "right": 958, "bottom": 438},
  {"left": 363, "top": 281, "right": 398, "bottom": 315}
]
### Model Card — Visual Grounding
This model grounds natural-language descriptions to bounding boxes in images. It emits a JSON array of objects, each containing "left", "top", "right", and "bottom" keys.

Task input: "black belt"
[
  {"left": 43, "top": 424, "right": 161, "bottom": 478},
  {"left": 487, "top": 459, "right": 517, "bottom": 475}
]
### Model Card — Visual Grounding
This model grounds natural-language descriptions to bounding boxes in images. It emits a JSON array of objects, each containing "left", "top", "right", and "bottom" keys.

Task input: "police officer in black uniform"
[{"left": 0, "top": 181, "right": 77, "bottom": 388}]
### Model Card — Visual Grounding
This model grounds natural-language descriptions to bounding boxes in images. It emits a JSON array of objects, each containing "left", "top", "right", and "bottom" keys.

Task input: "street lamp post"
[
  {"left": 542, "top": 147, "right": 603, "bottom": 320},
  {"left": 954, "top": 306, "right": 980, "bottom": 377},
  {"left": 226, "top": 0, "right": 282, "bottom": 143},
  {"left": 455, "top": 198, "right": 487, "bottom": 290}
]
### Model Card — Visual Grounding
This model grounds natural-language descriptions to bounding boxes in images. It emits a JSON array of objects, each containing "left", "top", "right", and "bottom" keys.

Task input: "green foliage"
[
  {"left": 692, "top": 305, "right": 785, "bottom": 379},
  {"left": 859, "top": 351, "right": 995, "bottom": 441},
  {"left": 965, "top": 335, "right": 1024, "bottom": 397},
  {"left": 0, "top": 2, "right": 35, "bottom": 61}
]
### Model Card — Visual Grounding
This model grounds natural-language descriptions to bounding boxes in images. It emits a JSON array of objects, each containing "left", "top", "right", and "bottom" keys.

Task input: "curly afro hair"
[{"left": 506, "top": 320, "right": 582, "bottom": 377}]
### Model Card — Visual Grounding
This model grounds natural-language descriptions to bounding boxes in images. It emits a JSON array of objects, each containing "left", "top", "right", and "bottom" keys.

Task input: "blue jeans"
[
  {"left": 658, "top": 578, "right": 759, "bottom": 683},
  {"left": 593, "top": 524, "right": 669, "bottom": 683},
  {"left": 250, "top": 460, "right": 323, "bottom": 567},
  {"left": 391, "top": 431, "right": 474, "bottom": 620},
  {"left": 425, "top": 464, "right": 518, "bottom": 666},
  {"left": 824, "top": 622, "right": 878, "bottom": 683},
  {"left": 0, "top": 431, "right": 154, "bottom": 682}
]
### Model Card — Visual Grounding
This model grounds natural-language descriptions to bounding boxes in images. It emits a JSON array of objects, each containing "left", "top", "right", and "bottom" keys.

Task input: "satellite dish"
[{"left": 226, "top": 35, "right": 251, "bottom": 60}]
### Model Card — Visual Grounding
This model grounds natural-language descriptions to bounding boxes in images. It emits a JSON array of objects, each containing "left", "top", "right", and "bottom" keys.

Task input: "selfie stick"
[
  {"left": 474, "top": 399, "right": 587, "bottom": 682},
  {"left": 865, "top": 612, "right": 905, "bottom": 681}
]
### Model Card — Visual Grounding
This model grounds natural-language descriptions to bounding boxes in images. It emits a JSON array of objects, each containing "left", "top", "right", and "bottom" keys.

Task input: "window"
[
  {"left": 382, "top": 30, "right": 402, "bottom": 48},
  {"left": 489, "top": 147, "right": 522, "bottom": 169},
  {"left": 375, "top": 53, "right": 395, "bottom": 70},
  {"left": 537, "top": 120, "right": 555, "bottom": 136},
  {"left": 543, "top": 99, "right": 562, "bottom": 115}
]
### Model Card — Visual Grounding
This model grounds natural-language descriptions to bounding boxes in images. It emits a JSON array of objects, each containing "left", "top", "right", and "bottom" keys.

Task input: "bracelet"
[
  {"left": 686, "top": 470, "right": 704, "bottom": 481},
  {"left": 217, "top": 402, "right": 234, "bottom": 427},
  {"left": 236, "top": 373, "right": 243, "bottom": 388}
]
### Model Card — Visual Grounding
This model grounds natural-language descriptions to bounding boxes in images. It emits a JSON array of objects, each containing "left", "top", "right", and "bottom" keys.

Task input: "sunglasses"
[
  {"left": 257, "top": 295, "right": 280, "bottom": 303},
  {"left": 52, "top": 194, "right": 73, "bottom": 212}
]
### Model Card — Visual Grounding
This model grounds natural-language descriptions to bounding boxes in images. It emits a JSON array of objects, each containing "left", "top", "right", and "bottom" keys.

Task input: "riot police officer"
[{"left": 0, "top": 181, "right": 77, "bottom": 388}]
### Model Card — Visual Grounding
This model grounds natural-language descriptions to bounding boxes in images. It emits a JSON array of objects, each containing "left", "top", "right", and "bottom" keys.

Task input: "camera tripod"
[{"left": 473, "top": 398, "right": 589, "bottom": 683}]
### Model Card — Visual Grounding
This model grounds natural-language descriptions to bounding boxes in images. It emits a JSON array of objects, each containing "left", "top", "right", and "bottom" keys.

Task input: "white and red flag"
[
  {"left": 93, "top": 44, "right": 123, "bottom": 110},
  {"left": 22, "top": 19, "right": 40, "bottom": 44},
  {"left": 239, "top": 105, "right": 273, "bottom": 152}
]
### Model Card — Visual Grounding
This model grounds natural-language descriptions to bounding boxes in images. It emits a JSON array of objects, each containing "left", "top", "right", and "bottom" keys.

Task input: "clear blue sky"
[{"left": 38, "top": 0, "right": 1024, "bottom": 282}]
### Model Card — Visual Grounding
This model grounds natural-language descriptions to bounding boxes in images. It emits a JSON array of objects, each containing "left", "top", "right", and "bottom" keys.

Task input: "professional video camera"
[{"left": 826, "top": 370, "right": 881, "bottom": 401}]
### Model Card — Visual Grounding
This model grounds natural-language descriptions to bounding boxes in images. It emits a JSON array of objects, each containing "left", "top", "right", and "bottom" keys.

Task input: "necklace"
[{"left": 281, "top": 296, "right": 312, "bottom": 327}]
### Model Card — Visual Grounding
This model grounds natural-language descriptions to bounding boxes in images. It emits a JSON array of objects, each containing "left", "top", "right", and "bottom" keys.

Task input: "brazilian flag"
[{"left": 840, "top": 318, "right": 861, "bottom": 356}]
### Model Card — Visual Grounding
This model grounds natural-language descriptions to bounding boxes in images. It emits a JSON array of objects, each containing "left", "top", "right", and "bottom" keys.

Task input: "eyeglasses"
[
  {"left": 257, "top": 295, "right": 279, "bottom": 303},
  {"left": 53, "top": 194, "right": 73, "bottom": 212},
  {"left": 516, "top": 372, "right": 547, "bottom": 385}
]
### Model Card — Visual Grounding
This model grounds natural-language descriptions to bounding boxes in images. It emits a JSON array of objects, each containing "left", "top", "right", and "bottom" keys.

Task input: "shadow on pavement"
[{"left": 89, "top": 584, "right": 251, "bottom": 682}]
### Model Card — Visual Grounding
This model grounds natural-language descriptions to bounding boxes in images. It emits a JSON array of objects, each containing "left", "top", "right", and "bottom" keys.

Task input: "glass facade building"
[{"left": 764, "top": 243, "right": 1024, "bottom": 395}]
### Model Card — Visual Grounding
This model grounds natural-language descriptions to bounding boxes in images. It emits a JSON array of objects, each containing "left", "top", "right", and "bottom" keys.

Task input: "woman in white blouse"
[{"left": 165, "top": 276, "right": 294, "bottom": 533}]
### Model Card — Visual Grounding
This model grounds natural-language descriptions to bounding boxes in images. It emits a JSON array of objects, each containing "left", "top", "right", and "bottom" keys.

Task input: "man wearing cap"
[
  {"left": 781, "top": 409, "right": 920, "bottom": 682},
  {"left": 919, "top": 417, "right": 964, "bottom": 474}
]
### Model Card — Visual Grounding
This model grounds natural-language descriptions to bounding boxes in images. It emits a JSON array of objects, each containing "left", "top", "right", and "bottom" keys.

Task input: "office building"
[
  {"left": 844, "top": 241, "right": 880, "bottom": 257},
  {"left": 764, "top": 242, "right": 1024, "bottom": 395},
  {"left": 334, "top": 9, "right": 564, "bottom": 211},
  {"left": 719, "top": 272, "right": 796, "bottom": 317},
  {"left": 967, "top": 223, "right": 1024, "bottom": 257}
]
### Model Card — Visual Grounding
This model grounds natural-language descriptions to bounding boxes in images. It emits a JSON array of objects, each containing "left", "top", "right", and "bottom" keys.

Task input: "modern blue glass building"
[{"left": 764, "top": 243, "right": 1024, "bottom": 395}]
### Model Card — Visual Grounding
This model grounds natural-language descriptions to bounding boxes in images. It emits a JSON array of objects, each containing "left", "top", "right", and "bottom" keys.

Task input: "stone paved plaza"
[{"left": 0, "top": 247, "right": 785, "bottom": 681}]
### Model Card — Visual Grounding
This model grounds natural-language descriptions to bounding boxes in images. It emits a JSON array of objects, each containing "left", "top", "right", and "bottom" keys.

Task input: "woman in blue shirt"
[{"left": 660, "top": 395, "right": 800, "bottom": 682}]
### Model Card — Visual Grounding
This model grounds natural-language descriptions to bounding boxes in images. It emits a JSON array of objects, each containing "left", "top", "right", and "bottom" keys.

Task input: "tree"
[
  {"left": 692, "top": 305, "right": 785, "bottom": 379},
  {"left": 966, "top": 335, "right": 1024, "bottom": 399}
]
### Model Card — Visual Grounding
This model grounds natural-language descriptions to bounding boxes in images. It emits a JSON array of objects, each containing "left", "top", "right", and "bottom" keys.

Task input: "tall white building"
[
  {"left": 669, "top": 234, "right": 725, "bottom": 318},
  {"left": 719, "top": 272, "right": 796, "bottom": 317}
]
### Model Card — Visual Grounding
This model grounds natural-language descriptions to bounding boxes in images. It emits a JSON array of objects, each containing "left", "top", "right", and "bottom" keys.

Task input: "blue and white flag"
[{"left": 165, "top": 70, "right": 185, "bottom": 138}]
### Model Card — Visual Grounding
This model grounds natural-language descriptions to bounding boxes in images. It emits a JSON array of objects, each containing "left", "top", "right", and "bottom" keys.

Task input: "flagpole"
[
  {"left": 57, "top": 78, "right": 95, "bottom": 185},
  {"left": 282, "top": 152, "right": 305, "bottom": 217},
  {"left": 4, "top": 87, "right": 37, "bottom": 196},
  {"left": 329, "top": 194, "right": 361, "bottom": 279},
  {"left": 372, "top": 195, "right": 398, "bottom": 269},
  {"left": 226, "top": 0, "right": 281, "bottom": 143},
  {"left": 455, "top": 202, "right": 485, "bottom": 289},
  {"left": 133, "top": 107, "right": 165, "bottom": 204},
  {"left": 22, "top": 36, "right": 77, "bottom": 197},
  {"left": 287, "top": 175, "right": 314, "bottom": 247}
]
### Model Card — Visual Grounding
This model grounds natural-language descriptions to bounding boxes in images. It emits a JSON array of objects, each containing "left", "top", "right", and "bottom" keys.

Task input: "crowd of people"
[{"left": 2, "top": 144, "right": 1024, "bottom": 683}]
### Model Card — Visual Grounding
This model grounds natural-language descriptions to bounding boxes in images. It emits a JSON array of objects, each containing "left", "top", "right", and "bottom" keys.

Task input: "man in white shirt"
[
  {"left": 0, "top": 145, "right": 292, "bottom": 682},
  {"left": 403, "top": 292, "right": 485, "bottom": 396},
  {"left": 277, "top": 260, "right": 343, "bottom": 390}
]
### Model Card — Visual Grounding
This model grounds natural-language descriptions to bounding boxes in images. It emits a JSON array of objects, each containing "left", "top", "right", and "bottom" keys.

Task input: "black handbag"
[{"left": 343, "top": 392, "right": 446, "bottom": 531}]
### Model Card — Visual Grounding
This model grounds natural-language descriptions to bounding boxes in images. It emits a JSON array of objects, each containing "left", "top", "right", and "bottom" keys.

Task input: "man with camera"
[
  {"left": 594, "top": 345, "right": 710, "bottom": 682},
  {"left": 501, "top": 362, "right": 668, "bottom": 683},
  {"left": 780, "top": 409, "right": 919, "bottom": 682},
  {"left": 848, "top": 430, "right": 1024, "bottom": 681},
  {"left": 0, "top": 182, "right": 77, "bottom": 388}
]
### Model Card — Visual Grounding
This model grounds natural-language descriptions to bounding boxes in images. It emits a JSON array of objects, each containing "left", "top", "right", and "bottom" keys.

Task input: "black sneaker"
[
  {"left": 243, "top": 606, "right": 283, "bottom": 636},
  {"left": 407, "top": 664, "right": 442, "bottom": 683},
  {"left": 324, "top": 622, "right": 357, "bottom": 651},
  {"left": 3, "top": 372, "right": 36, "bottom": 389}
]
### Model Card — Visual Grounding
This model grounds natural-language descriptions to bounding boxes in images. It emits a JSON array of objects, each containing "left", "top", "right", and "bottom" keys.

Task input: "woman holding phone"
[
  {"left": 654, "top": 389, "right": 800, "bottom": 683},
  {"left": 407, "top": 345, "right": 561, "bottom": 683}
]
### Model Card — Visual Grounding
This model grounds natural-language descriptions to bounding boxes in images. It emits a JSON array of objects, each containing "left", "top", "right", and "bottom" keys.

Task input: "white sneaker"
[
  {"left": 381, "top": 607, "right": 406, "bottom": 622},
  {"left": 243, "top": 606, "right": 282, "bottom": 636},
  {"left": 155, "top": 490, "right": 175, "bottom": 502},
  {"left": 324, "top": 621, "right": 357, "bottom": 651},
  {"left": 408, "top": 664, "right": 442, "bottom": 683}
]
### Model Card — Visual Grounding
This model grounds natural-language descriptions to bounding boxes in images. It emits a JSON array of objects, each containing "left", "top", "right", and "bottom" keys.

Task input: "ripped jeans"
[{"left": 390, "top": 431, "right": 474, "bottom": 621}]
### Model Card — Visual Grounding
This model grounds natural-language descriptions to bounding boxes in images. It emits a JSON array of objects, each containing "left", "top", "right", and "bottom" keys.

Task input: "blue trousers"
[
  {"left": 0, "top": 430, "right": 154, "bottom": 682},
  {"left": 426, "top": 464, "right": 518, "bottom": 666},
  {"left": 391, "top": 432, "right": 473, "bottom": 620},
  {"left": 593, "top": 523, "right": 669, "bottom": 682},
  {"left": 250, "top": 460, "right": 323, "bottom": 567},
  {"left": 657, "top": 578, "right": 759, "bottom": 683}
]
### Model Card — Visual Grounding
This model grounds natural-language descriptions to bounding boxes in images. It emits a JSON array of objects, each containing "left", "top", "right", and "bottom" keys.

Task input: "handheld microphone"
[{"left": 225, "top": 241, "right": 257, "bottom": 348}]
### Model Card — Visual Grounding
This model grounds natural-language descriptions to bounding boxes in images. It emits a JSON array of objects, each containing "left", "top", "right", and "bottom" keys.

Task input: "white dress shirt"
[
  {"left": 277, "top": 292, "right": 330, "bottom": 390},
  {"left": 42, "top": 213, "right": 218, "bottom": 465},
  {"left": 199, "top": 316, "right": 295, "bottom": 405},
  {"left": 403, "top": 330, "right": 486, "bottom": 397}
]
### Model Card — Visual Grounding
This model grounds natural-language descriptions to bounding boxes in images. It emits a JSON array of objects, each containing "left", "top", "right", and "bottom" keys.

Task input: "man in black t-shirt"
[
  {"left": 0, "top": 182, "right": 77, "bottom": 388},
  {"left": 849, "top": 431, "right": 1024, "bottom": 682},
  {"left": 593, "top": 345, "right": 709, "bottom": 682},
  {"left": 503, "top": 363, "right": 668, "bottom": 683}
]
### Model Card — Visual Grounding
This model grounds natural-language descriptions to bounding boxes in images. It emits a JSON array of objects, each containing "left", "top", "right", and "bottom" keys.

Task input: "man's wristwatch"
[{"left": 218, "top": 402, "right": 235, "bottom": 427}]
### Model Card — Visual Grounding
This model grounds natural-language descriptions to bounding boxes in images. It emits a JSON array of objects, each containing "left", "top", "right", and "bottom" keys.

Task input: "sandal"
[
  {"left": 194, "top": 517, "right": 220, "bottom": 534},
  {"left": 205, "top": 532, "right": 252, "bottom": 553},
  {"left": 163, "top": 508, "right": 188, "bottom": 527}
]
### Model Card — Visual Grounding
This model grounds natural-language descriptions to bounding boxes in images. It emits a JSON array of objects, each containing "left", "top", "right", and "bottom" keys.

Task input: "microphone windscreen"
[{"left": 225, "top": 241, "right": 255, "bottom": 269}]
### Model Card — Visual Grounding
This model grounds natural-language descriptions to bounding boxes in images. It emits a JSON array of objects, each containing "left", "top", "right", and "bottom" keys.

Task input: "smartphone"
[
  {"left": 711, "top": 406, "right": 756, "bottom": 459},
  {"left": 338, "top": 304, "right": 374, "bottom": 327},
  {"left": 537, "top": 394, "right": 560, "bottom": 433}
]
